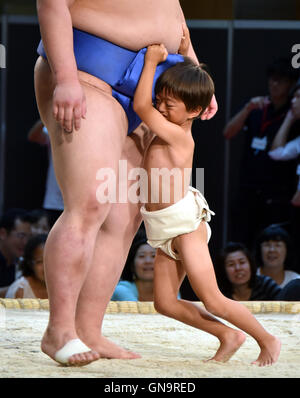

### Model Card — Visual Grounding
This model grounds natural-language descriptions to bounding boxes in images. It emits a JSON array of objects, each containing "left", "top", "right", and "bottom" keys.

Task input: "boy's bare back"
[{"left": 133, "top": 44, "right": 206, "bottom": 210}]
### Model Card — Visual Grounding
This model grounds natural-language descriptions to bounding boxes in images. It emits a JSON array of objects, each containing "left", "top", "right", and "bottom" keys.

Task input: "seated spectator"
[
  {"left": 111, "top": 233, "right": 156, "bottom": 302},
  {"left": 255, "top": 224, "right": 300, "bottom": 288},
  {"left": 6, "top": 234, "right": 48, "bottom": 299},
  {"left": 215, "top": 242, "right": 282, "bottom": 301},
  {"left": 27, "top": 209, "right": 51, "bottom": 235},
  {"left": 0, "top": 209, "right": 32, "bottom": 297},
  {"left": 278, "top": 279, "right": 300, "bottom": 301}
]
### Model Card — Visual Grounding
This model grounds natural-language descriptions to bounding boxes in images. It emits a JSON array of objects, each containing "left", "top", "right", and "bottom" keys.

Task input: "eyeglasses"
[
  {"left": 269, "top": 76, "right": 290, "bottom": 84},
  {"left": 10, "top": 231, "right": 32, "bottom": 240},
  {"left": 261, "top": 242, "right": 285, "bottom": 250},
  {"left": 31, "top": 258, "right": 44, "bottom": 266}
]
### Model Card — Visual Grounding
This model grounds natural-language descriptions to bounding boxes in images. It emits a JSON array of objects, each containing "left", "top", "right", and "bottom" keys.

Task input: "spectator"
[
  {"left": 215, "top": 242, "right": 281, "bottom": 301},
  {"left": 27, "top": 209, "right": 51, "bottom": 235},
  {"left": 223, "top": 58, "right": 300, "bottom": 249},
  {"left": 268, "top": 84, "right": 300, "bottom": 263},
  {"left": 28, "top": 120, "right": 63, "bottom": 228},
  {"left": 111, "top": 231, "right": 156, "bottom": 301},
  {"left": 0, "top": 209, "right": 32, "bottom": 297},
  {"left": 6, "top": 234, "right": 48, "bottom": 299},
  {"left": 255, "top": 224, "right": 300, "bottom": 288},
  {"left": 268, "top": 83, "right": 300, "bottom": 162}
]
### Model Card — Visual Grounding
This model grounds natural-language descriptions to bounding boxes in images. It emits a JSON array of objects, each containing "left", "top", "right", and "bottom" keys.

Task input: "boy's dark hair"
[
  {"left": 155, "top": 57, "right": 215, "bottom": 118},
  {"left": 19, "top": 234, "right": 47, "bottom": 277},
  {"left": 215, "top": 242, "right": 257, "bottom": 298},
  {"left": 266, "top": 57, "right": 299, "bottom": 82},
  {"left": 0, "top": 208, "right": 32, "bottom": 233}
]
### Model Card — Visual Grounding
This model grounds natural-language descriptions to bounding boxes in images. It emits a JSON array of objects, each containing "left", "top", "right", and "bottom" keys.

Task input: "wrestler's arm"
[
  {"left": 178, "top": 10, "right": 218, "bottom": 120},
  {"left": 133, "top": 46, "right": 186, "bottom": 146},
  {"left": 36, "top": 0, "right": 86, "bottom": 132}
]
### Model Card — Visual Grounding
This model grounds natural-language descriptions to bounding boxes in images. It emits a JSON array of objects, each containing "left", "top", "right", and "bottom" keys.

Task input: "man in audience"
[
  {"left": 223, "top": 57, "right": 300, "bottom": 249},
  {"left": 0, "top": 209, "right": 32, "bottom": 297}
]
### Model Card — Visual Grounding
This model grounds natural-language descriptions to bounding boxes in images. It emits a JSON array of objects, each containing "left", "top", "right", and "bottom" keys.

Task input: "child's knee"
[
  {"left": 154, "top": 296, "right": 177, "bottom": 317},
  {"left": 153, "top": 298, "right": 166, "bottom": 315},
  {"left": 203, "top": 293, "right": 227, "bottom": 317}
]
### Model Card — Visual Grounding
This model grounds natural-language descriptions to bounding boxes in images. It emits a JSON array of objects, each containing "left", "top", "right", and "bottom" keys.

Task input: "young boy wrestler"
[{"left": 133, "top": 44, "right": 281, "bottom": 366}]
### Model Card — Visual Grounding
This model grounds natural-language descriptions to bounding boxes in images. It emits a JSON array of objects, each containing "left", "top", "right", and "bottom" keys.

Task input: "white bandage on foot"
[{"left": 54, "top": 338, "right": 92, "bottom": 365}]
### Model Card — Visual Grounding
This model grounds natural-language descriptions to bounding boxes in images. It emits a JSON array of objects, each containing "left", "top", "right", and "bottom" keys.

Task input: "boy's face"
[{"left": 155, "top": 90, "right": 200, "bottom": 124}]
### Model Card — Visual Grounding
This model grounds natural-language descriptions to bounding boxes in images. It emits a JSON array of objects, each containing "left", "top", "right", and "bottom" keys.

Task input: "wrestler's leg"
[
  {"left": 153, "top": 249, "right": 246, "bottom": 362},
  {"left": 34, "top": 58, "right": 128, "bottom": 365},
  {"left": 75, "top": 125, "right": 152, "bottom": 359}
]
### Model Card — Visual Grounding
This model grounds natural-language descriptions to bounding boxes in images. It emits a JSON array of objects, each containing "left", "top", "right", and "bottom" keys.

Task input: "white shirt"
[
  {"left": 5, "top": 276, "right": 36, "bottom": 298},
  {"left": 268, "top": 136, "right": 300, "bottom": 161}
]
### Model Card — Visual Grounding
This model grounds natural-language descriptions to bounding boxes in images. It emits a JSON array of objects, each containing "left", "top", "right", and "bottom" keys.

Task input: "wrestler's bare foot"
[
  {"left": 252, "top": 336, "right": 281, "bottom": 367},
  {"left": 41, "top": 326, "right": 100, "bottom": 366},
  {"left": 206, "top": 330, "right": 246, "bottom": 363},
  {"left": 78, "top": 332, "right": 141, "bottom": 359}
]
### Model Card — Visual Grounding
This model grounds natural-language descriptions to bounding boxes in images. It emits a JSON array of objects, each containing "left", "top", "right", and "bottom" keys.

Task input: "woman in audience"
[
  {"left": 215, "top": 242, "right": 282, "bottom": 301},
  {"left": 111, "top": 232, "right": 156, "bottom": 301},
  {"left": 6, "top": 234, "right": 48, "bottom": 299},
  {"left": 255, "top": 225, "right": 300, "bottom": 288}
]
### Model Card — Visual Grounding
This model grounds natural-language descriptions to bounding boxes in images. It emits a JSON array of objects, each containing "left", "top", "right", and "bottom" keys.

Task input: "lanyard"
[{"left": 260, "top": 103, "right": 286, "bottom": 135}]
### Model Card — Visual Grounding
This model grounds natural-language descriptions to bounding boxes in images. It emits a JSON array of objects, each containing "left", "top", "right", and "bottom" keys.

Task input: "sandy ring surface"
[{"left": 0, "top": 300, "right": 300, "bottom": 378}]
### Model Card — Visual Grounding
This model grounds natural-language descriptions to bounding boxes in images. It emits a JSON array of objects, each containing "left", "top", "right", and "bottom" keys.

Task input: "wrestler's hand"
[
  {"left": 178, "top": 23, "right": 190, "bottom": 56},
  {"left": 201, "top": 94, "right": 218, "bottom": 120},
  {"left": 53, "top": 80, "right": 87, "bottom": 133},
  {"left": 145, "top": 44, "right": 168, "bottom": 65}
]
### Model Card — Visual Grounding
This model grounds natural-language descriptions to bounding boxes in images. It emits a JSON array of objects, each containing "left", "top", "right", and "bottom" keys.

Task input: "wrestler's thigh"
[
  {"left": 34, "top": 59, "right": 128, "bottom": 208},
  {"left": 100, "top": 124, "right": 152, "bottom": 239}
]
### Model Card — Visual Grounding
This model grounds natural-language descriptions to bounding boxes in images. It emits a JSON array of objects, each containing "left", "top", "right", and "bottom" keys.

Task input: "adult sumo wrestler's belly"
[{"left": 69, "top": 1, "right": 183, "bottom": 53}]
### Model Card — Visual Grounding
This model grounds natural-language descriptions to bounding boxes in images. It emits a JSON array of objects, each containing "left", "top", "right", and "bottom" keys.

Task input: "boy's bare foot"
[
  {"left": 78, "top": 331, "right": 141, "bottom": 360},
  {"left": 252, "top": 336, "right": 281, "bottom": 366},
  {"left": 206, "top": 330, "right": 246, "bottom": 363},
  {"left": 93, "top": 335, "right": 141, "bottom": 359},
  {"left": 41, "top": 327, "right": 100, "bottom": 366}
]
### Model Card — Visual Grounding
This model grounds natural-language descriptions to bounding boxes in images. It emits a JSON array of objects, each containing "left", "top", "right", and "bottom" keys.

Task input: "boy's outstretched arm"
[
  {"left": 133, "top": 45, "right": 186, "bottom": 145},
  {"left": 133, "top": 44, "right": 167, "bottom": 116}
]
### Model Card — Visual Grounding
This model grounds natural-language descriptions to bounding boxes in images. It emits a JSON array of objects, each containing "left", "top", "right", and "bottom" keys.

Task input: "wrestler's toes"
[
  {"left": 86, "top": 350, "right": 100, "bottom": 362},
  {"left": 68, "top": 351, "right": 99, "bottom": 365},
  {"left": 68, "top": 353, "right": 84, "bottom": 365}
]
